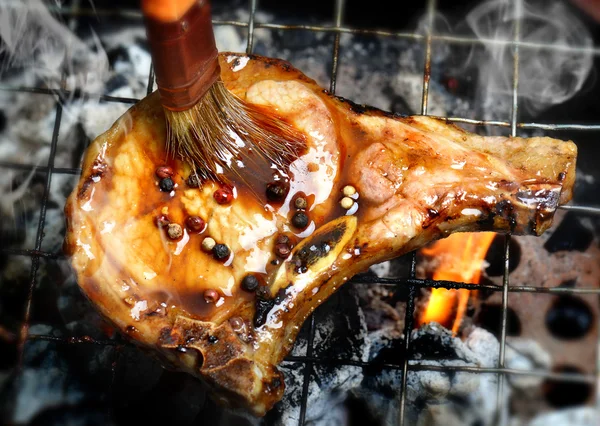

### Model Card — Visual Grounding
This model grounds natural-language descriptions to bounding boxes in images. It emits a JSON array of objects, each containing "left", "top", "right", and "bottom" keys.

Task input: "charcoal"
[
  {"left": 107, "top": 46, "right": 129, "bottom": 67},
  {"left": 312, "top": 285, "right": 368, "bottom": 361},
  {"left": 104, "top": 74, "right": 129, "bottom": 94}
]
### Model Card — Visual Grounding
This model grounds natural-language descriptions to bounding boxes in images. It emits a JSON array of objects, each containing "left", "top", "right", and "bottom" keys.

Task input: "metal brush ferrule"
[{"left": 142, "top": 0, "right": 220, "bottom": 111}]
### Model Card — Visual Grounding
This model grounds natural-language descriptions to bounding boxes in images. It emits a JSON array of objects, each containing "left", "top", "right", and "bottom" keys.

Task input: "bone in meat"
[{"left": 64, "top": 53, "right": 577, "bottom": 416}]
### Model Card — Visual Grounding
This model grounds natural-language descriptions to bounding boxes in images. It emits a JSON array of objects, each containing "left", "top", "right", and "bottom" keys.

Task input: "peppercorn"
[
  {"left": 155, "top": 214, "right": 170, "bottom": 228},
  {"left": 214, "top": 186, "right": 233, "bottom": 204},
  {"left": 294, "top": 197, "right": 307, "bottom": 209},
  {"left": 159, "top": 177, "right": 174, "bottom": 192},
  {"left": 340, "top": 197, "right": 354, "bottom": 209},
  {"left": 203, "top": 289, "right": 219, "bottom": 303},
  {"left": 291, "top": 211, "right": 309, "bottom": 229},
  {"left": 155, "top": 166, "right": 173, "bottom": 179},
  {"left": 212, "top": 243, "right": 230, "bottom": 260},
  {"left": 266, "top": 182, "right": 288, "bottom": 201},
  {"left": 241, "top": 274, "right": 259, "bottom": 292},
  {"left": 275, "top": 243, "right": 291, "bottom": 258},
  {"left": 229, "top": 316, "right": 244, "bottom": 331},
  {"left": 342, "top": 185, "right": 357, "bottom": 197},
  {"left": 276, "top": 234, "right": 290, "bottom": 245},
  {"left": 187, "top": 174, "right": 200, "bottom": 188},
  {"left": 167, "top": 223, "right": 183, "bottom": 240},
  {"left": 201, "top": 237, "right": 216, "bottom": 252},
  {"left": 186, "top": 216, "right": 205, "bottom": 233}
]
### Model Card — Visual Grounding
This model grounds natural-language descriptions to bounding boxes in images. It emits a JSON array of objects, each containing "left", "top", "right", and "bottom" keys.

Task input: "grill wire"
[{"left": 1, "top": 0, "right": 600, "bottom": 424}]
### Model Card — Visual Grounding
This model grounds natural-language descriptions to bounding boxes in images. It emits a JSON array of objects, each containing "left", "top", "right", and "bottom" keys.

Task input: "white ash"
[
  {"left": 402, "top": 323, "right": 556, "bottom": 426},
  {"left": 404, "top": 323, "right": 504, "bottom": 426},
  {"left": 369, "top": 261, "right": 392, "bottom": 278},
  {"left": 505, "top": 339, "right": 551, "bottom": 390},
  {"left": 514, "top": 406, "right": 598, "bottom": 426}
]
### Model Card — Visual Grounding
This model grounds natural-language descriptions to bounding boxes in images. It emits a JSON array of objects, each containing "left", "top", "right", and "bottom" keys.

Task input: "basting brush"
[{"left": 141, "top": 0, "right": 304, "bottom": 186}]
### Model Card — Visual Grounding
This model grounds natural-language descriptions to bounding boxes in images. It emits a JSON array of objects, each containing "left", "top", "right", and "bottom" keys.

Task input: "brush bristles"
[{"left": 164, "top": 80, "right": 305, "bottom": 185}]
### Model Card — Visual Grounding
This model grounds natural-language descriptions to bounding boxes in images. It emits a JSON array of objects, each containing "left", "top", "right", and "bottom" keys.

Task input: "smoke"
[
  {"left": 461, "top": 0, "right": 594, "bottom": 118},
  {"left": 0, "top": 0, "right": 111, "bottom": 233},
  {"left": 0, "top": 0, "right": 108, "bottom": 93}
]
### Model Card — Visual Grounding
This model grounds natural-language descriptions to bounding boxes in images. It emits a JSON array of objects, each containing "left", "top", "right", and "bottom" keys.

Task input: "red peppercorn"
[
  {"left": 276, "top": 234, "right": 290, "bottom": 245},
  {"left": 155, "top": 214, "right": 170, "bottom": 228},
  {"left": 275, "top": 243, "right": 291, "bottom": 258},
  {"left": 185, "top": 216, "right": 206, "bottom": 233},
  {"left": 155, "top": 166, "right": 173, "bottom": 179},
  {"left": 213, "top": 186, "right": 234, "bottom": 204},
  {"left": 203, "top": 289, "right": 219, "bottom": 304},
  {"left": 229, "top": 316, "right": 245, "bottom": 331}
]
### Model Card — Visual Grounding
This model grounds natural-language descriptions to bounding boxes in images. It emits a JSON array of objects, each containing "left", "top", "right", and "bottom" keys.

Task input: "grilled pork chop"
[{"left": 64, "top": 53, "right": 577, "bottom": 416}]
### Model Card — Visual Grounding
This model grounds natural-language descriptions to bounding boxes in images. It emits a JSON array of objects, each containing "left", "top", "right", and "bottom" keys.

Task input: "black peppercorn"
[
  {"left": 159, "top": 177, "right": 174, "bottom": 192},
  {"left": 212, "top": 243, "right": 230, "bottom": 260},
  {"left": 266, "top": 182, "right": 288, "bottom": 201},
  {"left": 291, "top": 211, "right": 309, "bottom": 229},
  {"left": 241, "top": 274, "right": 259, "bottom": 292}
]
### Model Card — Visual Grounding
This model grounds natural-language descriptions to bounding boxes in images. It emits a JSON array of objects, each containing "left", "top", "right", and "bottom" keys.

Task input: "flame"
[{"left": 418, "top": 232, "right": 496, "bottom": 335}]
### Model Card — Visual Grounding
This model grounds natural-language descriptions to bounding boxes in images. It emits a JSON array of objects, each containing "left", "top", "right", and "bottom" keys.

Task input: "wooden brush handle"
[{"left": 142, "top": 0, "right": 220, "bottom": 111}]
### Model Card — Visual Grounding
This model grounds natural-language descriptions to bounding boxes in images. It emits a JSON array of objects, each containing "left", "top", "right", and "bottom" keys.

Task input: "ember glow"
[{"left": 419, "top": 232, "right": 496, "bottom": 335}]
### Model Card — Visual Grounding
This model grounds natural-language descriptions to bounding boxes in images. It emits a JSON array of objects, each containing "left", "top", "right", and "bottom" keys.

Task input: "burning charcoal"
[{"left": 544, "top": 212, "right": 593, "bottom": 253}]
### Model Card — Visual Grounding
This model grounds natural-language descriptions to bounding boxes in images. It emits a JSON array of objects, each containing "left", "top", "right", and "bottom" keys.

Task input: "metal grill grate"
[{"left": 1, "top": 0, "right": 600, "bottom": 424}]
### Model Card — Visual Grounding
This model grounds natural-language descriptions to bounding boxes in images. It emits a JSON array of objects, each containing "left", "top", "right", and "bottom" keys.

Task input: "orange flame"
[{"left": 418, "top": 232, "right": 496, "bottom": 335}]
